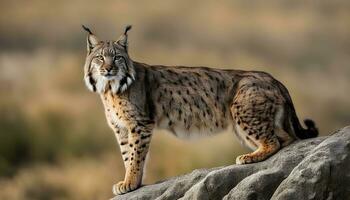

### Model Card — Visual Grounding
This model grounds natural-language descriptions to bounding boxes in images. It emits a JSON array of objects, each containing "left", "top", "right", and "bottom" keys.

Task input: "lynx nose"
[
  {"left": 103, "top": 63, "right": 113, "bottom": 72},
  {"left": 103, "top": 64, "right": 116, "bottom": 76},
  {"left": 106, "top": 67, "right": 112, "bottom": 72}
]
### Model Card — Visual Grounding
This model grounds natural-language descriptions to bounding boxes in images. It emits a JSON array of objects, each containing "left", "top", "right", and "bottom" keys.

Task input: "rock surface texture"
[{"left": 112, "top": 126, "right": 350, "bottom": 200}]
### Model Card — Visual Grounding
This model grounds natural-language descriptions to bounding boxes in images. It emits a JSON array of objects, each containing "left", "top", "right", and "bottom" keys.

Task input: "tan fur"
[{"left": 82, "top": 25, "right": 318, "bottom": 195}]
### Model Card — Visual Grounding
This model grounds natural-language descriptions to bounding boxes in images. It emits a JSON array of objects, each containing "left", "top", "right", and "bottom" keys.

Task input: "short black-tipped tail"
[
  {"left": 300, "top": 119, "right": 319, "bottom": 139},
  {"left": 274, "top": 79, "right": 319, "bottom": 139},
  {"left": 290, "top": 110, "right": 318, "bottom": 139}
]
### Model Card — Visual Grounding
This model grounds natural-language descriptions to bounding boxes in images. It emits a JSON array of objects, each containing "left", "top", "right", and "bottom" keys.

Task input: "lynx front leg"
[
  {"left": 113, "top": 122, "right": 153, "bottom": 195},
  {"left": 113, "top": 127, "right": 130, "bottom": 168}
]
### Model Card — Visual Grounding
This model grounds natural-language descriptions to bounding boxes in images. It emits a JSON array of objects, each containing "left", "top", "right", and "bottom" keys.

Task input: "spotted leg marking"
[{"left": 113, "top": 121, "right": 153, "bottom": 195}]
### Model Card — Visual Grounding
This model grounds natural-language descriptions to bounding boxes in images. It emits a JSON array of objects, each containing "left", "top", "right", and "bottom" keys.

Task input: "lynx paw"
[
  {"left": 236, "top": 154, "right": 254, "bottom": 165},
  {"left": 112, "top": 180, "right": 139, "bottom": 195}
]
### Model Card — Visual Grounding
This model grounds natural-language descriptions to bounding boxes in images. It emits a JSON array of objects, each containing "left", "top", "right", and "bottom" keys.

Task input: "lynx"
[{"left": 82, "top": 25, "right": 318, "bottom": 195}]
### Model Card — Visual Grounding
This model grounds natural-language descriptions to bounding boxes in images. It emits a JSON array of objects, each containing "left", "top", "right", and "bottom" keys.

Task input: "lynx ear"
[
  {"left": 82, "top": 25, "right": 100, "bottom": 54},
  {"left": 116, "top": 25, "right": 132, "bottom": 50}
]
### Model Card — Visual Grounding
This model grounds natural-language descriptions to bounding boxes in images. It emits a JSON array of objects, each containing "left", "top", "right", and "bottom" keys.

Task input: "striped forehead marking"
[{"left": 102, "top": 43, "right": 116, "bottom": 56}]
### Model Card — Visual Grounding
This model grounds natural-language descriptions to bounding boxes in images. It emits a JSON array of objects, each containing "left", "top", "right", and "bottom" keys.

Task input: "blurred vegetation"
[{"left": 0, "top": 0, "right": 349, "bottom": 199}]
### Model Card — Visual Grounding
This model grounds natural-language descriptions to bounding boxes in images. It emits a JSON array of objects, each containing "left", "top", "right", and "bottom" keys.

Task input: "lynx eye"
[
  {"left": 115, "top": 56, "right": 123, "bottom": 61},
  {"left": 115, "top": 56, "right": 124, "bottom": 63},
  {"left": 96, "top": 55, "right": 104, "bottom": 60}
]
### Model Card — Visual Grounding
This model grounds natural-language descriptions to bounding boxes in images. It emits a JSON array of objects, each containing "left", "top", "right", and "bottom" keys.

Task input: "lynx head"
[{"left": 82, "top": 25, "right": 135, "bottom": 94}]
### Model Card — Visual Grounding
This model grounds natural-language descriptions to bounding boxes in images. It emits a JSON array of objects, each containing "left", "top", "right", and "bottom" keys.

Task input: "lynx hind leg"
[
  {"left": 275, "top": 127, "right": 295, "bottom": 147},
  {"left": 274, "top": 106, "right": 296, "bottom": 147},
  {"left": 231, "top": 86, "right": 282, "bottom": 164},
  {"left": 233, "top": 114, "right": 280, "bottom": 165},
  {"left": 235, "top": 137, "right": 280, "bottom": 164}
]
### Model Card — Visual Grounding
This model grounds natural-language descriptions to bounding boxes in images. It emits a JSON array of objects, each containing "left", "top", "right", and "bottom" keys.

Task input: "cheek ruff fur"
[{"left": 85, "top": 66, "right": 135, "bottom": 94}]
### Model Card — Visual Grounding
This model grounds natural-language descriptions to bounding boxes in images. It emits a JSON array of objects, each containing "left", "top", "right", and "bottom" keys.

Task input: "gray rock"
[{"left": 112, "top": 126, "right": 350, "bottom": 200}]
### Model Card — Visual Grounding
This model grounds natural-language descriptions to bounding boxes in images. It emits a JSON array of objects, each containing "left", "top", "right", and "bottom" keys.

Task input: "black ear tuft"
[
  {"left": 82, "top": 25, "right": 93, "bottom": 34},
  {"left": 83, "top": 25, "right": 100, "bottom": 53},
  {"left": 116, "top": 25, "right": 132, "bottom": 49},
  {"left": 124, "top": 25, "right": 132, "bottom": 35},
  {"left": 304, "top": 119, "right": 315, "bottom": 128}
]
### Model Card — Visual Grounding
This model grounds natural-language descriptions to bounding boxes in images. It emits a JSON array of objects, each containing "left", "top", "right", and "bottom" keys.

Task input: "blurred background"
[{"left": 0, "top": 0, "right": 349, "bottom": 199}]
